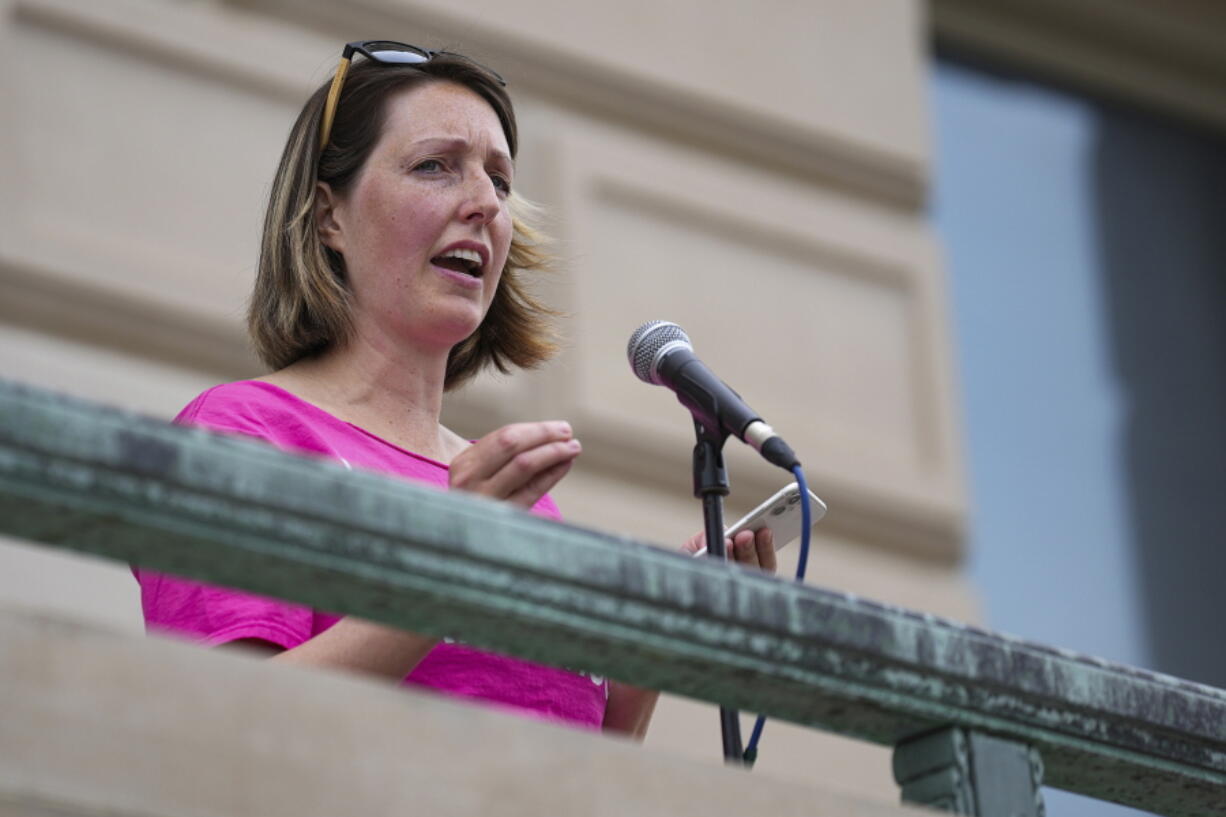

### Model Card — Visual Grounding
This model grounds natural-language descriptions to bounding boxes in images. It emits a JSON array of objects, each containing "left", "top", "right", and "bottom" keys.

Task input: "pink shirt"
[{"left": 134, "top": 380, "right": 609, "bottom": 729}]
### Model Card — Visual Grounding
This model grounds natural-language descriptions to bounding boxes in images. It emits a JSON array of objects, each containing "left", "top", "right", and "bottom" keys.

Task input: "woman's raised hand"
[
  {"left": 679, "top": 527, "right": 777, "bottom": 574},
  {"left": 449, "top": 421, "right": 581, "bottom": 509}
]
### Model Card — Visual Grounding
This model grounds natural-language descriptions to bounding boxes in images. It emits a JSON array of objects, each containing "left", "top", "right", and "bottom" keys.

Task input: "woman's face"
[{"left": 318, "top": 81, "right": 514, "bottom": 357}]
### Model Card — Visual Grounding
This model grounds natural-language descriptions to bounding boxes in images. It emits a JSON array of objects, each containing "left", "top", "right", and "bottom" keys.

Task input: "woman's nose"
[{"left": 461, "top": 174, "right": 501, "bottom": 224}]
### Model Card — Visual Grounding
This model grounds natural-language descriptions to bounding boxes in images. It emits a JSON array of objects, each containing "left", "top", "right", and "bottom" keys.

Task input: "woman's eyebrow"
[{"left": 409, "top": 136, "right": 512, "bottom": 165}]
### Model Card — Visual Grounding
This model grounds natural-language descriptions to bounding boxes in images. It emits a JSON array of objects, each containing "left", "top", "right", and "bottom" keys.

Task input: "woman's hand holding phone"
[{"left": 680, "top": 527, "right": 777, "bottom": 573}]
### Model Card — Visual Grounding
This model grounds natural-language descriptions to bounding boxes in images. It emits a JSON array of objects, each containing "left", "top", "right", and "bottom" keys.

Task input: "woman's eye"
[
  {"left": 490, "top": 173, "right": 512, "bottom": 195},
  {"left": 414, "top": 159, "right": 445, "bottom": 173}
]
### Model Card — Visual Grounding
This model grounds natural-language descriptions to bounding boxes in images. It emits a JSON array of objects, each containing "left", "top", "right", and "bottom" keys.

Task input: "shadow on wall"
[{"left": 1094, "top": 108, "right": 1226, "bottom": 688}]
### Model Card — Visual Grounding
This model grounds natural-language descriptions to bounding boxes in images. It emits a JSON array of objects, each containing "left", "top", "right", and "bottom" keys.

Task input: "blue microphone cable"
[{"left": 743, "top": 463, "right": 812, "bottom": 766}]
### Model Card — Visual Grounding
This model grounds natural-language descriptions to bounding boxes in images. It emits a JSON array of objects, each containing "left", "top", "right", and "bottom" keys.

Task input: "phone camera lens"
[{"left": 772, "top": 505, "right": 786, "bottom": 516}]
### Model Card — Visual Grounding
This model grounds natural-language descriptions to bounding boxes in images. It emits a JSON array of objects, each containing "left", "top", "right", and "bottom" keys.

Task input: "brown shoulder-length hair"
[{"left": 249, "top": 53, "right": 556, "bottom": 390}]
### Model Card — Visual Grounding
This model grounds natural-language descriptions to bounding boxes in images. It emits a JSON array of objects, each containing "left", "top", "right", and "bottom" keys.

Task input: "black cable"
[{"left": 743, "top": 464, "right": 813, "bottom": 767}]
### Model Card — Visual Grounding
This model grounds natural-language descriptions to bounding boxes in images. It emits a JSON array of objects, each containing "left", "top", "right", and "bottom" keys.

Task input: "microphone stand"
[{"left": 691, "top": 418, "right": 744, "bottom": 765}]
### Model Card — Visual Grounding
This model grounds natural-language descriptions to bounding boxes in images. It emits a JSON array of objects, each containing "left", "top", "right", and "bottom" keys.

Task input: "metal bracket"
[{"left": 893, "top": 727, "right": 1045, "bottom": 816}]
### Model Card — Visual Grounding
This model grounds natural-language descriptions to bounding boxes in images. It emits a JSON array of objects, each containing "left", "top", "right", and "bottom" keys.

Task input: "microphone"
[{"left": 626, "top": 320, "right": 800, "bottom": 470}]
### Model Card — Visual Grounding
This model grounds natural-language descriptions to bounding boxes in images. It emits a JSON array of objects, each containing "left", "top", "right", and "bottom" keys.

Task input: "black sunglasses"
[{"left": 319, "top": 40, "right": 507, "bottom": 154}]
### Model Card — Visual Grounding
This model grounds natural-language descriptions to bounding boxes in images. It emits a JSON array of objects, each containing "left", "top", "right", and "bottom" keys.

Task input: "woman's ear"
[{"left": 315, "top": 181, "right": 345, "bottom": 254}]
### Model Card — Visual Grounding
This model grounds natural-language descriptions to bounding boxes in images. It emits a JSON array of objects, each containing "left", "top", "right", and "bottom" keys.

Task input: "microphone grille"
[{"left": 627, "top": 320, "right": 691, "bottom": 384}]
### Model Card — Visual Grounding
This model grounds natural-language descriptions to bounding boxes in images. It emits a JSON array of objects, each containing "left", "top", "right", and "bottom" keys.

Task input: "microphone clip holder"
[{"left": 692, "top": 418, "right": 728, "bottom": 501}]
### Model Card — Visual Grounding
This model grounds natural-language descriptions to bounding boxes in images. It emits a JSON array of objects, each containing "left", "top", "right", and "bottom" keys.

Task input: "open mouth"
[{"left": 432, "top": 248, "right": 484, "bottom": 278}]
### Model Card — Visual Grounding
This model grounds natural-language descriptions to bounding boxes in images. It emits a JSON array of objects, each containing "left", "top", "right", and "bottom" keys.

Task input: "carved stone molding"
[
  {"left": 932, "top": 0, "right": 1226, "bottom": 132},
  {"left": 0, "top": 256, "right": 258, "bottom": 380},
  {"left": 226, "top": 0, "right": 930, "bottom": 209}
]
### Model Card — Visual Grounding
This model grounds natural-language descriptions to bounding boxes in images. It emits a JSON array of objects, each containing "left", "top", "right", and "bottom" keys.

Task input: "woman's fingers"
[
  {"left": 752, "top": 526, "right": 776, "bottom": 573},
  {"left": 506, "top": 454, "right": 576, "bottom": 508},
  {"left": 452, "top": 421, "right": 573, "bottom": 482},
  {"left": 679, "top": 528, "right": 777, "bottom": 574},
  {"left": 730, "top": 531, "right": 759, "bottom": 568},
  {"left": 728, "top": 528, "right": 777, "bottom": 574},
  {"left": 680, "top": 530, "right": 705, "bottom": 555},
  {"left": 449, "top": 421, "right": 581, "bottom": 507},
  {"left": 480, "top": 437, "right": 580, "bottom": 500}
]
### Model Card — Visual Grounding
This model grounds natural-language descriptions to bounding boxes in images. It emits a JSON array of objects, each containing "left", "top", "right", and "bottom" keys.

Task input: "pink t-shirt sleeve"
[
  {"left": 132, "top": 385, "right": 315, "bottom": 649},
  {"left": 135, "top": 571, "right": 313, "bottom": 649}
]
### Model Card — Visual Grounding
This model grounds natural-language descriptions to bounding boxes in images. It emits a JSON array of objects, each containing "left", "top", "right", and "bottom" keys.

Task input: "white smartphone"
[{"left": 693, "top": 482, "right": 827, "bottom": 557}]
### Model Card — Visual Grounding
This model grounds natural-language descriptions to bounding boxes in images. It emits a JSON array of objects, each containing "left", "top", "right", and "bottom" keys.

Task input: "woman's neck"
[{"left": 260, "top": 335, "right": 463, "bottom": 463}]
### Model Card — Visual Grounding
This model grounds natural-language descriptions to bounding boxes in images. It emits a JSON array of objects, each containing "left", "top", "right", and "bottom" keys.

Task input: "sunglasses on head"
[{"left": 319, "top": 40, "right": 507, "bottom": 154}]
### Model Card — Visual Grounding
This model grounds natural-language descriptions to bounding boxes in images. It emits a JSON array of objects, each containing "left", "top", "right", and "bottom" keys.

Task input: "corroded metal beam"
[{"left": 1, "top": 378, "right": 1223, "bottom": 816}]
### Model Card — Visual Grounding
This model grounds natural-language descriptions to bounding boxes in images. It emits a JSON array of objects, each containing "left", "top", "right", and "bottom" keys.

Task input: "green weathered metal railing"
[{"left": 1, "top": 378, "right": 1223, "bottom": 816}]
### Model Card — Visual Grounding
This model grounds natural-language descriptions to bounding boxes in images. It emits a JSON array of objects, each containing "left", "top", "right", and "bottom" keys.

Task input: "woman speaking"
[{"left": 134, "top": 41, "right": 774, "bottom": 739}]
